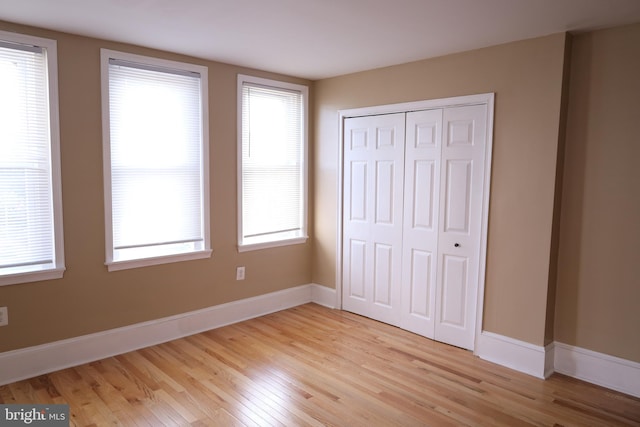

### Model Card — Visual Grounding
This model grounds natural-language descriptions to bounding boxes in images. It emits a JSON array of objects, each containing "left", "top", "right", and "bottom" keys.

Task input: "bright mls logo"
[{"left": 1, "top": 404, "right": 69, "bottom": 426}]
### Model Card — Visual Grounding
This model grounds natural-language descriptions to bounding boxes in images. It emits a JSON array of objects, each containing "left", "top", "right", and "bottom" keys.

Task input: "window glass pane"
[
  {"left": 0, "top": 35, "right": 61, "bottom": 281},
  {"left": 103, "top": 52, "right": 209, "bottom": 267},
  {"left": 239, "top": 78, "right": 307, "bottom": 248}
]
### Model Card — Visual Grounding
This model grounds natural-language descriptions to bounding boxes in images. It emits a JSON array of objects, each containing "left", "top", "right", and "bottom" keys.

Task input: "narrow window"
[
  {"left": 238, "top": 75, "right": 308, "bottom": 251},
  {"left": 0, "top": 31, "right": 64, "bottom": 286},
  {"left": 101, "top": 50, "right": 211, "bottom": 271}
]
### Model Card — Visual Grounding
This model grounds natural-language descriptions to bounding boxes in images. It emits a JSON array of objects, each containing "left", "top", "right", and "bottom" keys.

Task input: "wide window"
[
  {"left": 101, "top": 49, "right": 211, "bottom": 271},
  {"left": 238, "top": 75, "right": 308, "bottom": 251},
  {"left": 0, "top": 31, "right": 64, "bottom": 286}
]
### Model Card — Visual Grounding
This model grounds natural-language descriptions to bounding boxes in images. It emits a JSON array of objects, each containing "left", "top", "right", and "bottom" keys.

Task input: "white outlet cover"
[{"left": 0, "top": 307, "right": 7, "bottom": 326}]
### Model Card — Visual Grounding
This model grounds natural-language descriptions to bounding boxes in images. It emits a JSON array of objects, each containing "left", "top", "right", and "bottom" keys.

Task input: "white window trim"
[
  {"left": 237, "top": 74, "right": 309, "bottom": 252},
  {"left": 0, "top": 30, "right": 65, "bottom": 287},
  {"left": 100, "top": 49, "right": 211, "bottom": 271}
]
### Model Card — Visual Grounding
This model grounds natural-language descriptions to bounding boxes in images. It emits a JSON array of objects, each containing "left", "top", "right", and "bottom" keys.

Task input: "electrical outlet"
[
  {"left": 236, "top": 266, "right": 245, "bottom": 281},
  {"left": 0, "top": 307, "right": 7, "bottom": 327}
]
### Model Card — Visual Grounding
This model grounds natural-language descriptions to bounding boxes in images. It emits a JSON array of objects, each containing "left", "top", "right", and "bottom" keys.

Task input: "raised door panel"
[
  {"left": 349, "top": 161, "right": 368, "bottom": 222},
  {"left": 375, "top": 161, "right": 395, "bottom": 225},
  {"left": 374, "top": 243, "right": 393, "bottom": 306},
  {"left": 347, "top": 239, "right": 367, "bottom": 300},
  {"left": 443, "top": 160, "right": 472, "bottom": 233},
  {"left": 412, "top": 160, "right": 436, "bottom": 230},
  {"left": 440, "top": 254, "right": 468, "bottom": 327},
  {"left": 408, "top": 249, "right": 432, "bottom": 318}
]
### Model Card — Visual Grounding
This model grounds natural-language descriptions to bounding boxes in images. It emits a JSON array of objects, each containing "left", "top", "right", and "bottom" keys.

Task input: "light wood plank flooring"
[{"left": 1, "top": 303, "right": 639, "bottom": 426}]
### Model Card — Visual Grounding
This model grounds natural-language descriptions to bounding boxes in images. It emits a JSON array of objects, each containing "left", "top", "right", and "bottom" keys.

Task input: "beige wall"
[
  {"left": 0, "top": 21, "right": 312, "bottom": 353},
  {"left": 313, "top": 34, "right": 568, "bottom": 346},
  {"left": 555, "top": 23, "right": 640, "bottom": 362}
]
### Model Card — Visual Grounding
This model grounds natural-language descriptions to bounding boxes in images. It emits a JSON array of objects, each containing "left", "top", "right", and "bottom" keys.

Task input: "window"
[
  {"left": 101, "top": 49, "right": 211, "bottom": 271},
  {"left": 0, "top": 31, "right": 64, "bottom": 286},
  {"left": 238, "top": 75, "right": 308, "bottom": 251}
]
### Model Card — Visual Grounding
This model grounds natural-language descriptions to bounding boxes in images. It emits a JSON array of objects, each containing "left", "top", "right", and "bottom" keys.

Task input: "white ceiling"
[{"left": 1, "top": 0, "right": 640, "bottom": 80}]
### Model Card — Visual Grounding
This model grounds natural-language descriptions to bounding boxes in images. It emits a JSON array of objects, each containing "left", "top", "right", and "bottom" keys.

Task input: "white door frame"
[{"left": 335, "top": 93, "right": 495, "bottom": 354}]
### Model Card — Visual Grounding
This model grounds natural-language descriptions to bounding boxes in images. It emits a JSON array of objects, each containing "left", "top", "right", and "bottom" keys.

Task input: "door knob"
[{"left": 454, "top": 243, "right": 460, "bottom": 247}]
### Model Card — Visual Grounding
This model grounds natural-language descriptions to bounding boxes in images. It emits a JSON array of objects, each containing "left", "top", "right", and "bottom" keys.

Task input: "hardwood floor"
[{"left": 1, "top": 303, "right": 639, "bottom": 426}]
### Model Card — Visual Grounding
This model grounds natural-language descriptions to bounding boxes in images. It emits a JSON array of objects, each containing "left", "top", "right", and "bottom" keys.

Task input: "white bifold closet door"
[
  {"left": 399, "top": 109, "right": 442, "bottom": 338},
  {"left": 342, "top": 113, "right": 406, "bottom": 326},
  {"left": 343, "top": 104, "right": 488, "bottom": 351}
]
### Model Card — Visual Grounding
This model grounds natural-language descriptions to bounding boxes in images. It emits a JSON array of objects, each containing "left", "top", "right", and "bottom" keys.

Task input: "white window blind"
[
  {"left": 103, "top": 51, "right": 210, "bottom": 269},
  {"left": 239, "top": 76, "right": 308, "bottom": 250},
  {"left": 0, "top": 33, "right": 64, "bottom": 285}
]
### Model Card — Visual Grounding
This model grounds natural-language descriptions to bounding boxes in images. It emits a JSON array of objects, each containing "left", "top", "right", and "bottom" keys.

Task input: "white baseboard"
[
  {"left": 475, "top": 331, "right": 551, "bottom": 379},
  {"left": 544, "top": 341, "right": 555, "bottom": 379},
  {"left": 476, "top": 333, "right": 640, "bottom": 397},
  {"left": 554, "top": 342, "right": 640, "bottom": 398},
  {"left": 3, "top": 287, "right": 638, "bottom": 399},
  {"left": 0, "top": 283, "right": 329, "bottom": 386},
  {"left": 310, "top": 283, "right": 337, "bottom": 308}
]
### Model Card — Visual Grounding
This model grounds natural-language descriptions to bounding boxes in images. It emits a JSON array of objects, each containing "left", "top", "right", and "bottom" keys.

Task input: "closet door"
[
  {"left": 341, "top": 100, "right": 491, "bottom": 352},
  {"left": 400, "top": 109, "right": 443, "bottom": 337},
  {"left": 342, "top": 113, "right": 405, "bottom": 326},
  {"left": 434, "top": 104, "right": 488, "bottom": 350}
]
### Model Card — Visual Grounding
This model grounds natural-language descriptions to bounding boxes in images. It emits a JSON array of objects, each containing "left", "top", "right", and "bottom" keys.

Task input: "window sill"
[
  {"left": 238, "top": 236, "right": 308, "bottom": 253},
  {"left": 106, "top": 249, "right": 213, "bottom": 272},
  {"left": 0, "top": 268, "right": 65, "bottom": 287}
]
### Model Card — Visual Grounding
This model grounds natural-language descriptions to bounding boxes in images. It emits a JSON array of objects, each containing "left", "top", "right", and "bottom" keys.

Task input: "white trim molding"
[
  {"left": 0, "top": 284, "right": 333, "bottom": 386},
  {"left": 476, "top": 333, "right": 640, "bottom": 397},
  {"left": 475, "top": 331, "right": 553, "bottom": 379},
  {"left": 310, "top": 283, "right": 337, "bottom": 308},
  {"left": 554, "top": 342, "right": 640, "bottom": 398}
]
